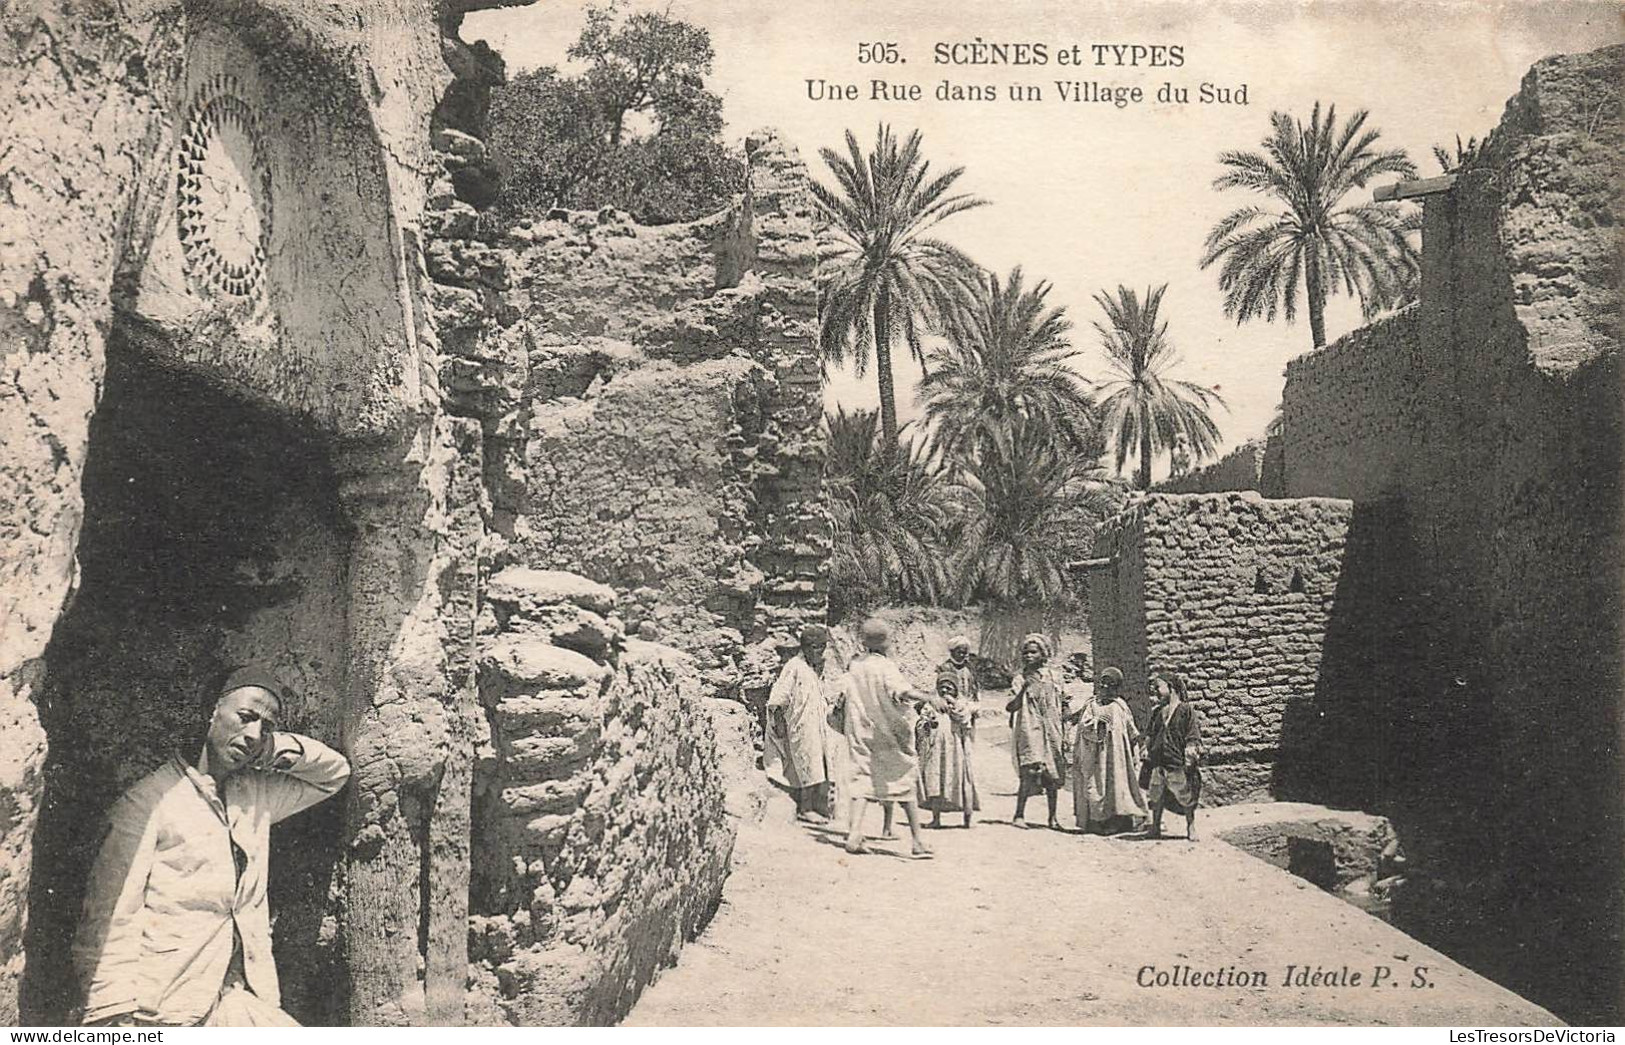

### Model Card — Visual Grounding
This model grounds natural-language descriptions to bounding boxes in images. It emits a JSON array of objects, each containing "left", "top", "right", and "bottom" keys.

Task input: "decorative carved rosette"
[{"left": 176, "top": 73, "right": 274, "bottom": 302}]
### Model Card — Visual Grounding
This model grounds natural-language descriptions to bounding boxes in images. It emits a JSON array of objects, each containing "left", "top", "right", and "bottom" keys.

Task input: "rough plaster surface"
[
  {"left": 1155, "top": 438, "right": 1284, "bottom": 497},
  {"left": 468, "top": 573, "right": 757, "bottom": 1026},
  {"left": 473, "top": 132, "right": 830, "bottom": 707},
  {"left": 1276, "top": 45, "right": 1621, "bottom": 1024},
  {"left": 0, "top": 0, "right": 515, "bottom": 1024}
]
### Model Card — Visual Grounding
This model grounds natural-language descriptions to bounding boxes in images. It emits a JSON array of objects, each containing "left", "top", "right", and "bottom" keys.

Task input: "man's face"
[
  {"left": 949, "top": 646, "right": 970, "bottom": 666},
  {"left": 206, "top": 686, "right": 280, "bottom": 774},
  {"left": 1021, "top": 642, "right": 1043, "bottom": 668},
  {"left": 802, "top": 640, "right": 827, "bottom": 670}
]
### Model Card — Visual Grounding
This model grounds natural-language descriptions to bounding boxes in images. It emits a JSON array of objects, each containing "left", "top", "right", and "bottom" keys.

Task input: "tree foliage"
[
  {"left": 487, "top": 3, "right": 744, "bottom": 225},
  {"left": 1199, "top": 103, "right": 1421, "bottom": 348},
  {"left": 812, "top": 124, "right": 986, "bottom": 446},
  {"left": 825, "top": 407, "right": 964, "bottom": 615},
  {"left": 920, "top": 266, "right": 1098, "bottom": 468},
  {"left": 952, "top": 421, "right": 1122, "bottom": 608},
  {"left": 1093, "top": 284, "right": 1226, "bottom": 490}
]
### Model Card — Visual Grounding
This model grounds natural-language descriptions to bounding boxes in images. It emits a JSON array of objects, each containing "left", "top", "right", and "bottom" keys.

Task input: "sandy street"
[{"left": 625, "top": 697, "right": 1554, "bottom": 1027}]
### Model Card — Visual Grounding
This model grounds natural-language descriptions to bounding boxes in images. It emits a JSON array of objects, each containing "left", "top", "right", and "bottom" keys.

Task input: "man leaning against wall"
[{"left": 72, "top": 666, "right": 350, "bottom": 1027}]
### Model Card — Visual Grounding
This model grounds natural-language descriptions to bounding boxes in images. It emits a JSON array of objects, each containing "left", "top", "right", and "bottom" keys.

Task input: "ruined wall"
[
  {"left": 4, "top": 0, "right": 810, "bottom": 1027},
  {"left": 1273, "top": 45, "right": 1623, "bottom": 1024},
  {"left": 0, "top": 0, "right": 533, "bottom": 1025},
  {"left": 1089, "top": 494, "right": 1356, "bottom": 803},
  {"left": 1163, "top": 435, "right": 1287, "bottom": 497},
  {"left": 466, "top": 570, "right": 749, "bottom": 1026},
  {"left": 482, "top": 132, "right": 829, "bottom": 700}
]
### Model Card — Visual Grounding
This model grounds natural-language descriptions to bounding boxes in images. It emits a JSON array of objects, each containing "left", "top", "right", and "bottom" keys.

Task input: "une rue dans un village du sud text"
[{"left": 806, "top": 40, "right": 1248, "bottom": 108}]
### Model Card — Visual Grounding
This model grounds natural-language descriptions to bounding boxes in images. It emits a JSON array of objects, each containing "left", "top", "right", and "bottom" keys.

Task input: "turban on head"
[
  {"left": 859, "top": 617, "right": 890, "bottom": 652},
  {"left": 1020, "top": 633, "right": 1052, "bottom": 661},
  {"left": 1098, "top": 666, "right": 1124, "bottom": 690},
  {"left": 798, "top": 624, "right": 830, "bottom": 647},
  {"left": 946, "top": 635, "right": 971, "bottom": 653}
]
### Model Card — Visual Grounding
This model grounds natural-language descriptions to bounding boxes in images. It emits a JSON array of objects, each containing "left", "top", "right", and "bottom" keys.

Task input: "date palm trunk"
[
  {"left": 1138, "top": 418, "right": 1154, "bottom": 490},
  {"left": 1306, "top": 244, "right": 1328, "bottom": 348},
  {"left": 873, "top": 291, "right": 899, "bottom": 448}
]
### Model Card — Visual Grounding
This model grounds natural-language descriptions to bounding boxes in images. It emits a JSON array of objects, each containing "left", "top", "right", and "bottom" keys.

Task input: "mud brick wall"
[
  {"left": 1280, "top": 307, "right": 1424, "bottom": 502},
  {"left": 1089, "top": 493, "right": 1356, "bottom": 804},
  {"left": 468, "top": 570, "right": 752, "bottom": 1026},
  {"left": 1155, "top": 438, "right": 1281, "bottom": 496},
  {"left": 1273, "top": 46, "right": 1622, "bottom": 1024},
  {"left": 488, "top": 131, "right": 829, "bottom": 701}
]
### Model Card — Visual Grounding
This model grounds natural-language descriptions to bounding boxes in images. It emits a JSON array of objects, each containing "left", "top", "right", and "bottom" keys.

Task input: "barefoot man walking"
[{"left": 836, "top": 617, "right": 944, "bottom": 859}]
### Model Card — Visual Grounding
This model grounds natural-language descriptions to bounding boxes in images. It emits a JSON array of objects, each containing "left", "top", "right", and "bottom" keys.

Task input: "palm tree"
[
  {"left": 919, "top": 266, "right": 1098, "bottom": 467},
  {"left": 1200, "top": 103, "right": 1421, "bottom": 349},
  {"left": 953, "top": 421, "right": 1124, "bottom": 666},
  {"left": 825, "top": 406, "right": 964, "bottom": 612},
  {"left": 812, "top": 124, "right": 987, "bottom": 446},
  {"left": 1093, "top": 284, "right": 1226, "bottom": 490}
]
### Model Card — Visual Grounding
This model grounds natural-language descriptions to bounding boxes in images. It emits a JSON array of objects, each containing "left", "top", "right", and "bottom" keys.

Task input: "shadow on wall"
[
  {"left": 20, "top": 338, "right": 352, "bottom": 1025},
  {"left": 1274, "top": 500, "right": 1423, "bottom": 806}
]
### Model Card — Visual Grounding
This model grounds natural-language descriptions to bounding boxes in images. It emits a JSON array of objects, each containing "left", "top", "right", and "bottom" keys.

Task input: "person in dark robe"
[{"left": 1143, "top": 671, "right": 1205, "bottom": 841}]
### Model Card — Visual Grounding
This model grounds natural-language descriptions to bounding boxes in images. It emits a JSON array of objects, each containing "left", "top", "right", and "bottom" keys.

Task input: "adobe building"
[
  {"left": 0, "top": 0, "right": 824, "bottom": 1026},
  {"left": 1093, "top": 45, "right": 1621, "bottom": 1024}
]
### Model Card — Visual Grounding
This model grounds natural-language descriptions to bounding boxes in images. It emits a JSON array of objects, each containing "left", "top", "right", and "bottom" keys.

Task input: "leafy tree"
[
  {"left": 1092, "top": 284, "right": 1226, "bottom": 490},
  {"left": 487, "top": 4, "right": 744, "bottom": 225},
  {"left": 825, "top": 407, "right": 963, "bottom": 614},
  {"left": 812, "top": 124, "right": 986, "bottom": 446},
  {"left": 920, "top": 266, "right": 1098, "bottom": 467},
  {"left": 1200, "top": 103, "right": 1421, "bottom": 349},
  {"left": 571, "top": 3, "right": 719, "bottom": 147}
]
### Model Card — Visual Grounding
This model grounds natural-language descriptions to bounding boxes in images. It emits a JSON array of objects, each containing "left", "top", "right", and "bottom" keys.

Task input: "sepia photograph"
[{"left": 0, "top": 0, "right": 1620, "bottom": 1030}]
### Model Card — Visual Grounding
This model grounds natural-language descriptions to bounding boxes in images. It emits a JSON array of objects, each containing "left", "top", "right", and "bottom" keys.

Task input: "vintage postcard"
[{"left": 1, "top": 0, "right": 1619, "bottom": 1030}]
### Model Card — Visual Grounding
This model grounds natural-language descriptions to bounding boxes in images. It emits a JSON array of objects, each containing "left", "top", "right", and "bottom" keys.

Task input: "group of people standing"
[
  {"left": 765, "top": 619, "right": 1207, "bottom": 859},
  {"left": 1009, "top": 636, "right": 1206, "bottom": 841}
]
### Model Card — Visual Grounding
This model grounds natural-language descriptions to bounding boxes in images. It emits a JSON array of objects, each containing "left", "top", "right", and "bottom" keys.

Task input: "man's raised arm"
[{"left": 256, "top": 732, "right": 352, "bottom": 823}]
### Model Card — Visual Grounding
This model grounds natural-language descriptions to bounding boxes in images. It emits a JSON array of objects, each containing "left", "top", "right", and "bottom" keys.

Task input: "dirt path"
[{"left": 626, "top": 700, "right": 1554, "bottom": 1027}]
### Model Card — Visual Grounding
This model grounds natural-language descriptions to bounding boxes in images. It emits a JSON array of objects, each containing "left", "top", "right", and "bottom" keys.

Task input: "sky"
[{"left": 464, "top": 0, "right": 1622, "bottom": 481}]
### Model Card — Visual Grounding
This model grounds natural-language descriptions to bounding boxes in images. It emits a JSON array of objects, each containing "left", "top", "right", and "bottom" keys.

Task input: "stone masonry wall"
[
  {"left": 1089, "top": 493, "right": 1356, "bottom": 804},
  {"left": 466, "top": 569, "right": 750, "bottom": 1026}
]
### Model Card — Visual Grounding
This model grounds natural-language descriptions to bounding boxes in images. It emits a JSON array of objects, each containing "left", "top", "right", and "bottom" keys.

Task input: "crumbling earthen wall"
[
  {"left": 0, "top": 3, "right": 822, "bottom": 1031},
  {"left": 1089, "top": 494, "right": 1356, "bottom": 803},
  {"left": 466, "top": 570, "right": 751, "bottom": 1026},
  {"left": 1275, "top": 45, "right": 1622, "bottom": 1025},
  {"left": 1280, "top": 307, "right": 1425, "bottom": 503},
  {"left": 0, "top": 0, "right": 532, "bottom": 1026},
  {"left": 480, "top": 133, "right": 830, "bottom": 702}
]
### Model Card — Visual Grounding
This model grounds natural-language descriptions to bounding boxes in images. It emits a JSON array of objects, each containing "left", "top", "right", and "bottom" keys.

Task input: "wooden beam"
[
  {"left": 1065, "top": 556, "right": 1115, "bottom": 572},
  {"left": 1374, "top": 173, "right": 1458, "bottom": 202}
]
